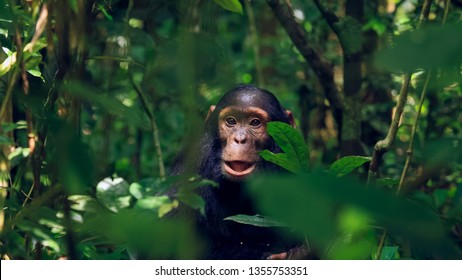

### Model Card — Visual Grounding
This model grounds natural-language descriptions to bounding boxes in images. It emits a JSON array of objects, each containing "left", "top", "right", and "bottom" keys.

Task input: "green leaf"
[
  {"left": 260, "top": 122, "right": 308, "bottom": 173},
  {"left": 27, "top": 68, "right": 42, "bottom": 78},
  {"left": 213, "top": 0, "right": 243, "bottom": 14},
  {"left": 135, "top": 196, "right": 171, "bottom": 212},
  {"left": 0, "top": 47, "right": 15, "bottom": 76},
  {"left": 129, "top": 178, "right": 162, "bottom": 200},
  {"left": 329, "top": 156, "right": 371, "bottom": 177},
  {"left": 380, "top": 246, "right": 399, "bottom": 260},
  {"left": 376, "top": 178, "right": 399, "bottom": 188},
  {"left": 181, "top": 177, "right": 219, "bottom": 193},
  {"left": 96, "top": 177, "right": 132, "bottom": 212},
  {"left": 177, "top": 193, "right": 205, "bottom": 215},
  {"left": 1, "top": 121, "right": 27, "bottom": 132},
  {"left": 224, "top": 214, "right": 287, "bottom": 227},
  {"left": 68, "top": 195, "right": 103, "bottom": 213},
  {"left": 260, "top": 150, "right": 301, "bottom": 174},
  {"left": 8, "top": 147, "right": 30, "bottom": 168},
  {"left": 98, "top": 4, "right": 113, "bottom": 21},
  {"left": 16, "top": 220, "right": 61, "bottom": 253},
  {"left": 158, "top": 199, "right": 179, "bottom": 218}
]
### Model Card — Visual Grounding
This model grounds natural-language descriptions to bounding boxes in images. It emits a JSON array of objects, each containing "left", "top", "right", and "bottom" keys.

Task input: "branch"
[
  {"left": 367, "top": 74, "right": 411, "bottom": 183},
  {"left": 312, "top": 0, "right": 341, "bottom": 38},
  {"left": 397, "top": 70, "right": 432, "bottom": 194},
  {"left": 267, "top": 0, "right": 342, "bottom": 110},
  {"left": 128, "top": 66, "right": 166, "bottom": 180}
]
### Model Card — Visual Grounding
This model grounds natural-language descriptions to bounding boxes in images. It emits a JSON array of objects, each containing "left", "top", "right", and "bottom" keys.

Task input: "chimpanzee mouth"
[{"left": 224, "top": 161, "right": 256, "bottom": 178}]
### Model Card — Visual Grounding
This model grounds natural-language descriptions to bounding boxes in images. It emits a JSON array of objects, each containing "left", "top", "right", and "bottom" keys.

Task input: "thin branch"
[
  {"left": 124, "top": 0, "right": 165, "bottom": 180},
  {"left": 244, "top": 0, "right": 265, "bottom": 87},
  {"left": 128, "top": 66, "right": 166, "bottom": 180},
  {"left": 312, "top": 0, "right": 341, "bottom": 38},
  {"left": 267, "top": 0, "right": 342, "bottom": 110},
  {"left": 374, "top": 228, "right": 388, "bottom": 259},
  {"left": 397, "top": 70, "right": 432, "bottom": 195},
  {"left": 418, "top": 0, "right": 433, "bottom": 28},
  {"left": 442, "top": 0, "right": 451, "bottom": 24},
  {"left": 367, "top": 74, "right": 411, "bottom": 183}
]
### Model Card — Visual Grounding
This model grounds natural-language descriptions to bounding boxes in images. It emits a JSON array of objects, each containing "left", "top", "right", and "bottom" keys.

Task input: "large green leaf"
[
  {"left": 224, "top": 214, "right": 287, "bottom": 227},
  {"left": 329, "top": 156, "right": 371, "bottom": 177},
  {"left": 260, "top": 150, "right": 301, "bottom": 174},
  {"left": 260, "top": 122, "right": 308, "bottom": 174}
]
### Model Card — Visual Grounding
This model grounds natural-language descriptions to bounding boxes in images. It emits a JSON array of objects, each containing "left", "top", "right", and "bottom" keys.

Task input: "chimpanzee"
[{"left": 170, "top": 85, "right": 299, "bottom": 259}]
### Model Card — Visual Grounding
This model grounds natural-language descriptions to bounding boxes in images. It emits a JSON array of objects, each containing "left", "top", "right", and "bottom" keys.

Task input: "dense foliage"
[{"left": 0, "top": 0, "right": 461, "bottom": 259}]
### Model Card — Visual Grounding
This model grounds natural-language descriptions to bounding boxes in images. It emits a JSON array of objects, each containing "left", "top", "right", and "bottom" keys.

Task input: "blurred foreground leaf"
[
  {"left": 327, "top": 234, "right": 376, "bottom": 260},
  {"left": 376, "top": 23, "right": 462, "bottom": 72},
  {"left": 81, "top": 209, "right": 202, "bottom": 259},
  {"left": 247, "top": 172, "right": 460, "bottom": 258}
]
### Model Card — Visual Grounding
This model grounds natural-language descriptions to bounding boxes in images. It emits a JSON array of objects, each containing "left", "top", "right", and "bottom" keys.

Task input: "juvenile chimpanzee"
[{"left": 171, "top": 85, "right": 298, "bottom": 259}]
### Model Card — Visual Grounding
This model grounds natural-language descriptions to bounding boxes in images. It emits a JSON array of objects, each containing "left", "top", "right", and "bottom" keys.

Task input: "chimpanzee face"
[
  {"left": 217, "top": 106, "right": 270, "bottom": 180},
  {"left": 205, "top": 86, "right": 295, "bottom": 182}
]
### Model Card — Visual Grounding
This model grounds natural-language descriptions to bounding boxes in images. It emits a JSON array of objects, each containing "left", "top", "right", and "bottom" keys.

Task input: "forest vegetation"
[{"left": 0, "top": 0, "right": 461, "bottom": 259}]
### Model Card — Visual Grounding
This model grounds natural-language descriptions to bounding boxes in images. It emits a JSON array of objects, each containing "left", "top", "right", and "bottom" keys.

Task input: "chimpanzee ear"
[
  {"left": 206, "top": 105, "right": 216, "bottom": 121},
  {"left": 285, "top": 110, "right": 296, "bottom": 128}
]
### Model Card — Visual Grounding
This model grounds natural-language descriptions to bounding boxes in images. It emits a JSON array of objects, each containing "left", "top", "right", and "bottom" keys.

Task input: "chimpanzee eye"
[
  {"left": 226, "top": 117, "right": 237, "bottom": 126},
  {"left": 249, "top": 118, "right": 261, "bottom": 127}
]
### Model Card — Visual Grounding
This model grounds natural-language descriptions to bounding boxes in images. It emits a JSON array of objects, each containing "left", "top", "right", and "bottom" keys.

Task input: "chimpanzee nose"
[{"left": 234, "top": 130, "right": 247, "bottom": 144}]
